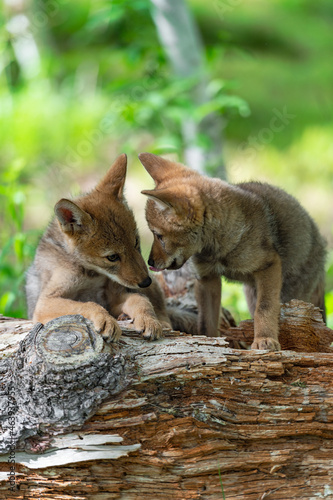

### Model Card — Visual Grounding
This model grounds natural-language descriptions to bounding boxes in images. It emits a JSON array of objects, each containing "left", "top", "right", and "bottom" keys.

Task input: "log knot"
[{"left": 0, "top": 315, "right": 132, "bottom": 454}]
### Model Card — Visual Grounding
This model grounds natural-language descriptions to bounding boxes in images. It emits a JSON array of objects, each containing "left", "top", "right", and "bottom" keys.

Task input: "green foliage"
[
  {"left": 222, "top": 281, "right": 249, "bottom": 323},
  {"left": 200, "top": 0, "right": 333, "bottom": 145},
  {"left": 0, "top": 83, "right": 110, "bottom": 173},
  {"left": 0, "top": 161, "right": 40, "bottom": 317},
  {"left": 326, "top": 251, "right": 333, "bottom": 328},
  {"left": 103, "top": 73, "right": 249, "bottom": 156}
]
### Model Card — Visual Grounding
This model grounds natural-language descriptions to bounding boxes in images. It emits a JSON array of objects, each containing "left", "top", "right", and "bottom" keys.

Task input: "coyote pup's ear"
[
  {"left": 55, "top": 199, "right": 92, "bottom": 234},
  {"left": 96, "top": 153, "right": 127, "bottom": 199},
  {"left": 141, "top": 188, "right": 191, "bottom": 219},
  {"left": 141, "top": 189, "right": 173, "bottom": 212},
  {"left": 138, "top": 152, "right": 176, "bottom": 186}
]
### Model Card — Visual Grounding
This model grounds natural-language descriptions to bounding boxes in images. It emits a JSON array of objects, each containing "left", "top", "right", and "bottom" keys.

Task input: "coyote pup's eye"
[
  {"left": 107, "top": 254, "right": 120, "bottom": 262},
  {"left": 135, "top": 236, "right": 140, "bottom": 249},
  {"left": 156, "top": 233, "right": 163, "bottom": 241}
]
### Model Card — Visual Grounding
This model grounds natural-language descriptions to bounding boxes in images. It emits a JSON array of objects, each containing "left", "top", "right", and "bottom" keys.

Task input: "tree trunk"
[
  {"left": 4, "top": 0, "right": 41, "bottom": 84},
  {"left": 149, "top": 0, "right": 226, "bottom": 178},
  {"left": 1, "top": 298, "right": 333, "bottom": 499}
]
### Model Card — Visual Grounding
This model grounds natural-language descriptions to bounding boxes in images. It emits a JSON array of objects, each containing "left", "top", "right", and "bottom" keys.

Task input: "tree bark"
[
  {"left": 1, "top": 298, "right": 333, "bottom": 499},
  {"left": 149, "top": 0, "right": 226, "bottom": 178}
]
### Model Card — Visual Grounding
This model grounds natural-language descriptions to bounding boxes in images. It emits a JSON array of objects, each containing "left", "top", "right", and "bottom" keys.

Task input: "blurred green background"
[{"left": 1, "top": 0, "right": 332, "bottom": 326}]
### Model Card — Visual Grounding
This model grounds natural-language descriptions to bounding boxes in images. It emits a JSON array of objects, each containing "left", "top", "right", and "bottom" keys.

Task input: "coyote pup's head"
[
  {"left": 55, "top": 154, "right": 152, "bottom": 289},
  {"left": 139, "top": 153, "right": 204, "bottom": 272}
]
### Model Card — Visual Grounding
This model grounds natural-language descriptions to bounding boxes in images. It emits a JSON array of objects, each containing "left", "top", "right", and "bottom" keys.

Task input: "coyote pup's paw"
[
  {"left": 251, "top": 337, "right": 281, "bottom": 351},
  {"left": 134, "top": 315, "right": 163, "bottom": 341},
  {"left": 90, "top": 308, "right": 122, "bottom": 343}
]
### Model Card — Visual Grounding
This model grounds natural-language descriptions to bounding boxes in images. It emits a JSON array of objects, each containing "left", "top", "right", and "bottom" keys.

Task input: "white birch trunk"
[{"left": 150, "top": 0, "right": 226, "bottom": 178}]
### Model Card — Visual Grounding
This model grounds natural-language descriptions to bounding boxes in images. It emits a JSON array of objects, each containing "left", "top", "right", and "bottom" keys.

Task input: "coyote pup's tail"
[
  {"left": 310, "top": 276, "right": 326, "bottom": 324},
  {"left": 166, "top": 303, "right": 198, "bottom": 336}
]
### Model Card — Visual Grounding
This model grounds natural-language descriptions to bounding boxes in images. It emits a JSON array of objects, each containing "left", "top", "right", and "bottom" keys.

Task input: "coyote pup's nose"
[
  {"left": 148, "top": 258, "right": 154, "bottom": 267},
  {"left": 138, "top": 276, "right": 152, "bottom": 288}
]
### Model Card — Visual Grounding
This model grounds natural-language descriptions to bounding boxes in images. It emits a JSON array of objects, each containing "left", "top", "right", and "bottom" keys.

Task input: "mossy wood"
[{"left": 0, "top": 299, "right": 333, "bottom": 499}]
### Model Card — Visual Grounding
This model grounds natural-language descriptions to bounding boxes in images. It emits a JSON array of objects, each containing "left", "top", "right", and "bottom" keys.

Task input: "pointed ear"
[
  {"left": 96, "top": 153, "right": 127, "bottom": 199},
  {"left": 141, "top": 188, "right": 190, "bottom": 218},
  {"left": 141, "top": 189, "right": 174, "bottom": 212},
  {"left": 138, "top": 152, "right": 176, "bottom": 186},
  {"left": 54, "top": 199, "right": 92, "bottom": 234}
]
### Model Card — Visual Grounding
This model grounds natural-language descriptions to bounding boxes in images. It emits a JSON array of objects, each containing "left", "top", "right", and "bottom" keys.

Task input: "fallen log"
[{"left": 0, "top": 299, "right": 333, "bottom": 500}]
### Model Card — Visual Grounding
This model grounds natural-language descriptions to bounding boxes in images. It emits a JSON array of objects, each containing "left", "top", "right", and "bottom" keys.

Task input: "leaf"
[
  {"left": 13, "top": 233, "right": 25, "bottom": 262},
  {"left": 206, "top": 78, "right": 227, "bottom": 97},
  {"left": 193, "top": 95, "right": 250, "bottom": 122}
]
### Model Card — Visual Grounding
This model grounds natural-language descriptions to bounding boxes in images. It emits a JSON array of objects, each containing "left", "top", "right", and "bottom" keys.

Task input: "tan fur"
[
  {"left": 26, "top": 154, "right": 172, "bottom": 342},
  {"left": 139, "top": 152, "right": 327, "bottom": 351}
]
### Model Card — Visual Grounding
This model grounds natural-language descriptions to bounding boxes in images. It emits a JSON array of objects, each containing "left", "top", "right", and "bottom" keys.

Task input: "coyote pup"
[
  {"left": 26, "top": 154, "right": 172, "bottom": 342},
  {"left": 139, "top": 153, "right": 326, "bottom": 351}
]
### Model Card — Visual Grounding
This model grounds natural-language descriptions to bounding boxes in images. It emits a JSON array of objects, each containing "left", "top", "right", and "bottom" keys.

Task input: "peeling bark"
[{"left": 1, "top": 299, "right": 333, "bottom": 499}]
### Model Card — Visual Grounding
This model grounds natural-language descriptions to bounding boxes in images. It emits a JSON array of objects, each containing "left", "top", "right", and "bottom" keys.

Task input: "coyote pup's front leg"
[
  {"left": 34, "top": 296, "right": 122, "bottom": 342},
  {"left": 195, "top": 275, "right": 221, "bottom": 337},
  {"left": 116, "top": 293, "right": 163, "bottom": 340},
  {"left": 251, "top": 254, "right": 282, "bottom": 351}
]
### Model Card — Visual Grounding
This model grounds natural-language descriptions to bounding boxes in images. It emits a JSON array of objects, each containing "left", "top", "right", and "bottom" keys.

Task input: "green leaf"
[
  {"left": 193, "top": 95, "right": 250, "bottom": 122},
  {"left": 13, "top": 233, "right": 25, "bottom": 262}
]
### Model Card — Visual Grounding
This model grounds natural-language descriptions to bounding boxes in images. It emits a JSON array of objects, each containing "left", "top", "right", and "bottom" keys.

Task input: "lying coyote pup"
[
  {"left": 139, "top": 152, "right": 327, "bottom": 351},
  {"left": 26, "top": 154, "right": 173, "bottom": 342}
]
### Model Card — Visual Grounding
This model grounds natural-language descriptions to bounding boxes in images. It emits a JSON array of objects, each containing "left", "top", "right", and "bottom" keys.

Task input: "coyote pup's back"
[{"left": 236, "top": 181, "right": 326, "bottom": 315}]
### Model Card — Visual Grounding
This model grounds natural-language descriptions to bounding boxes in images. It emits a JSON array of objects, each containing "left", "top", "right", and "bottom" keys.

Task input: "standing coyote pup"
[
  {"left": 26, "top": 154, "right": 172, "bottom": 342},
  {"left": 139, "top": 152, "right": 327, "bottom": 351}
]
